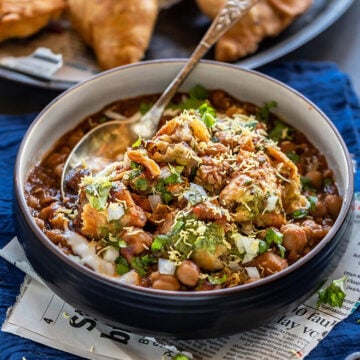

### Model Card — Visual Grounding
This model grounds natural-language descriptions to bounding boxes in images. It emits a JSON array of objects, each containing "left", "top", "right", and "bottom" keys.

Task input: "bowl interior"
[{"left": 18, "top": 60, "right": 351, "bottom": 204}]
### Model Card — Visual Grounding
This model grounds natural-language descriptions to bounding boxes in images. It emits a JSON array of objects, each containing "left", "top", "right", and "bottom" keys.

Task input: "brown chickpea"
[
  {"left": 311, "top": 199, "right": 328, "bottom": 218},
  {"left": 324, "top": 194, "right": 342, "bottom": 219},
  {"left": 150, "top": 272, "right": 180, "bottom": 291},
  {"left": 281, "top": 223, "right": 308, "bottom": 261},
  {"left": 176, "top": 260, "right": 200, "bottom": 287},
  {"left": 305, "top": 170, "right": 323, "bottom": 189}
]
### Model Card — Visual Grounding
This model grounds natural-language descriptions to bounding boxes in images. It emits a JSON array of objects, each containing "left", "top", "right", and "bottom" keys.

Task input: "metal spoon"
[{"left": 61, "top": 0, "right": 259, "bottom": 198}]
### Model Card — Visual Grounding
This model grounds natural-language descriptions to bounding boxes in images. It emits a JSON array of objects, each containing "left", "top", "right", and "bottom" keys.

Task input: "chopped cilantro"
[
  {"left": 84, "top": 179, "right": 113, "bottom": 211},
  {"left": 133, "top": 178, "right": 148, "bottom": 191},
  {"left": 258, "top": 240, "right": 269, "bottom": 254},
  {"left": 175, "top": 85, "right": 208, "bottom": 110},
  {"left": 268, "top": 120, "right": 292, "bottom": 141},
  {"left": 265, "top": 228, "right": 286, "bottom": 257},
  {"left": 257, "top": 100, "right": 277, "bottom": 123},
  {"left": 161, "top": 191, "right": 173, "bottom": 204},
  {"left": 171, "top": 220, "right": 184, "bottom": 234},
  {"left": 164, "top": 165, "right": 184, "bottom": 184},
  {"left": 189, "top": 84, "right": 208, "bottom": 100},
  {"left": 115, "top": 256, "right": 129, "bottom": 275},
  {"left": 301, "top": 176, "right": 315, "bottom": 191},
  {"left": 130, "top": 257, "right": 147, "bottom": 276},
  {"left": 140, "top": 254, "right": 157, "bottom": 265},
  {"left": 132, "top": 136, "right": 142, "bottom": 148},
  {"left": 198, "top": 103, "right": 217, "bottom": 127},
  {"left": 207, "top": 273, "right": 227, "bottom": 285},
  {"left": 265, "top": 227, "right": 283, "bottom": 245},
  {"left": 277, "top": 244, "right": 286, "bottom": 258},
  {"left": 317, "top": 276, "right": 347, "bottom": 308},
  {"left": 151, "top": 234, "right": 169, "bottom": 251},
  {"left": 291, "top": 208, "right": 308, "bottom": 219},
  {"left": 307, "top": 195, "right": 317, "bottom": 212}
]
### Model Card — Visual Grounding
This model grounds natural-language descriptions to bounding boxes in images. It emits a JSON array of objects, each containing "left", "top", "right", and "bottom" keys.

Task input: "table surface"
[{"left": 0, "top": 0, "right": 359, "bottom": 115}]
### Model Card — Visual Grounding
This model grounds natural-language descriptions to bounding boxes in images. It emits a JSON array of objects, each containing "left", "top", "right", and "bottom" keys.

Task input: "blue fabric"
[{"left": 0, "top": 61, "right": 359, "bottom": 360}]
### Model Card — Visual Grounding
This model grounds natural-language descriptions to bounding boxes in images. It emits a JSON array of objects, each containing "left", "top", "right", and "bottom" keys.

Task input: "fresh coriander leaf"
[
  {"left": 161, "top": 191, "right": 173, "bottom": 204},
  {"left": 307, "top": 195, "right": 317, "bottom": 212},
  {"left": 140, "top": 254, "right": 157, "bottom": 265},
  {"left": 207, "top": 273, "right": 227, "bottom": 285},
  {"left": 115, "top": 256, "right": 129, "bottom": 275},
  {"left": 317, "top": 276, "right": 347, "bottom": 308},
  {"left": 265, "top": 227, "right": 284, "bottom": 245},
  {"left": 257, "top": 100, "right": 277, "bottom": 123},
  {"left": 151, "top": 235, "right": 168, "bottom": 251},
  {"left": 171, "top": 220, "right": 184, "bottom": 234},
  {"left": 277, "top": 244, "right": 286, "bottom": 258},
  {"left": 131, "top": 257, "right": 147, "bottom": 276},
  {"left": 268, "top": 120, "right": 292, "bottom": 141},
  {"left": 258, "top": 240, "right": 269, "bottom": 254},
  {"left": 133, "top": 178, "right": 148, "bottom": 191},
  {"left": 198, "top": 103, "right": 217, "bottom": 127},
  {"left": 291, "top": 209, "right": 308, "bottom": 219},
  {"left": 189, "top": 84, "right": 208, "bottom": 100},
  {"left": 84, "top": 180, "right": 113, "bottom": 211},
  {"left": 301, "top": 176, "right": 315, "bottom": 191},
  {"left": 132, "top": 136, "right": 142, "bottom": 148}
]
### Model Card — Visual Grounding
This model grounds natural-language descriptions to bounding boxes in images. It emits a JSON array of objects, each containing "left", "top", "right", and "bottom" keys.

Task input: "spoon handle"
[{"left": 141, "top": 0, "right": 259, "bottom": 134}]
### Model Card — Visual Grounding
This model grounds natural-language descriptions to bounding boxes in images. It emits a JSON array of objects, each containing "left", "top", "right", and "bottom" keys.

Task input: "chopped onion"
[
  {"left": 235, "top": 235, "right": 259, "bottom": 255},
  {"left": 107, "top": 203, "right": 125, "bottom": 221},
  {"left": 264, "top": 195, "right": 278, "bottom": 212},
  {"left": 116, "top": 270, "right": 140, "bottom": 285},
  {"left": 158, "top": 258, "right": 177, "bottom": 275},
  {"left": 245, "top": 267, "right": 261, "bottom": 279},
  {"left": 148, "top": 194, "right": 163, "bottom": 211},
  {"left": 103, "top": 246, "right": 119, "bottom": 262},
  {"left": 183, "top": 183, "right": 208, "bottom": 205},
  {"left": 159, "top": 166, "right": 172, "bottom": 179}
]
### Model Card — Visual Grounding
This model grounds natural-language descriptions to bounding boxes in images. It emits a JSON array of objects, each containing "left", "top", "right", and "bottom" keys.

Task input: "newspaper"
[{"left": 1, "top": 195, "right": 360, "bottom": 360}]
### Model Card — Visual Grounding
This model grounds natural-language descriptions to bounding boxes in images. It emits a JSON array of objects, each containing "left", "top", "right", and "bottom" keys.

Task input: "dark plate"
[{"left": 0, "top": 0, "right": 354, "bottom": 90}]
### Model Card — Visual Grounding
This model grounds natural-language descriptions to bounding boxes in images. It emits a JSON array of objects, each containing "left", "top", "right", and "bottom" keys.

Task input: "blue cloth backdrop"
[{"left": 0, "top": 61, "right": 359, "bottom": 359}]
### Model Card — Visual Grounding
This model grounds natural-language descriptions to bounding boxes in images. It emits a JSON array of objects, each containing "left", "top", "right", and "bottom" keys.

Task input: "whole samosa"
[{"left": 68, "top": 0, "right": 159, "bottom": 70}]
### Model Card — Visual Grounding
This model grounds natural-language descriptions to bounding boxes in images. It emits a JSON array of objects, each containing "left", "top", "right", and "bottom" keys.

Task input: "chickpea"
[
  {"left": 305, "top": 170, "right": 323, "bottom": 189},
  {"left": 150, "top": 272, "right": 180, "bottom": 291},
  {"left": 176, "top": 260, "right": 200, "bottom": 287},
  {"left": 281, "top": 223, "right": 308, "bottom": 261},
  {"left": 324, "top": 194, "right": 342, "bottom": 219},
  {"left": 250, "top": 252, "right": 288, "bottom": 276},
  {"left": 311, "top": 199, "right": 328, "bottom": 218}
]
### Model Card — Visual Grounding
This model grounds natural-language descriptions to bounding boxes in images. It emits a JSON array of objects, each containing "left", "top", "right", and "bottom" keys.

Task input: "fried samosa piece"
[
  {"left": 68, "top": 0, "right": 159, "bottom": 70},
  {"left": 0, "top": 0, "right": 67, "bottom": 42},
  {"left": 195, "top": 0, "right": 313, "bottom": 62}
]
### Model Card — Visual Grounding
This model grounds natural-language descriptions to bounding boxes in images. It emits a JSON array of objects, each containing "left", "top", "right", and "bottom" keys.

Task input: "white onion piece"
[
  {"left": 64, "top": 229, "right": 115, "bottom": 275},
  {"left": 159, "top": 166, "right": 172, "bottom": 179},
  {"left": 115, "top": 270, "right": 140, "bottom": 285},
  {"left": 103, "top": 247, "right": 119, "bottom": 262},
  {"left": 245, "top": 267, "right": 261, "bottom": 279},
  {"left": 158, "top": 258, "right": 177, "bottom": 275},
  {"left": 148, "top": 194, "right": 163, "bottom": 211},
  {"left": 264, "top": 195, "right": 278, "bottom": 212},
  {"left": 107, "top": 203, "right": 125, "bottom": 221}
]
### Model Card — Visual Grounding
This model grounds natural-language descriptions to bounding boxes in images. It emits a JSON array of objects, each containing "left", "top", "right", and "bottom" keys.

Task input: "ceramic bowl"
[{"left": 14, "top": 60, "right": 354, "bottom": 338}]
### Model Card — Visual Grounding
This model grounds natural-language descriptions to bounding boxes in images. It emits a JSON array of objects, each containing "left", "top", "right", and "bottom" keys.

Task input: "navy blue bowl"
[{"left": 13, "top": 61, "right": 354, "bottom": 338}]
